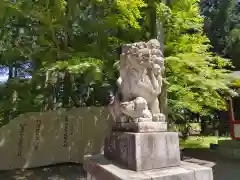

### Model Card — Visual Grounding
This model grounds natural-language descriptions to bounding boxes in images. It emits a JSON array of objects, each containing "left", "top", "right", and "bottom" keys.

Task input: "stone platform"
[
  {"left": 84, "top": 154, "right": 213, "bottom": 180},
  {"left": 104, "top": 131, "right": 180, "bottom": 171}
]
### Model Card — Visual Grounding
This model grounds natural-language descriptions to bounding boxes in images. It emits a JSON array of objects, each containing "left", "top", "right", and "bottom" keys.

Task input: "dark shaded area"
[
  {"left": 218, "top": 111, "right": 230, "bottom": 136},
  {"left": 0, "top": 163, "right": 86, "bottom": 180},
  {"left": 233, "top": 96, "right": 240, "bottom": 120}
]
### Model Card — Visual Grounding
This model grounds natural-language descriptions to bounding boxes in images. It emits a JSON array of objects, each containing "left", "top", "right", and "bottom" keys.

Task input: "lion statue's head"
[{"left": 119, "top": 39, "right": 164, "bottom": 76}]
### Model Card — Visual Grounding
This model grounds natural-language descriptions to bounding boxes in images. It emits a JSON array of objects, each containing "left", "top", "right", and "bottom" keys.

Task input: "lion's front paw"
[
  {"left": 138, "top": 117, "right": 152, "bottom": 122},
  {"left": 152, "top": 113, "right": 165, "bottom": 122}
]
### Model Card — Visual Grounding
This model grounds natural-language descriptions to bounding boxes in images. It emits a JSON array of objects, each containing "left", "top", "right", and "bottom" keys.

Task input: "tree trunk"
[
  {"left": 63, "top": 71, "right": 72, "bottom": 108},
  {"left": 43, "top": 71, "right": 56, "bottom": 111},
  {"left": 148, "top": 0, "right": 157, "bottom": 39},
  {"left": 3, "top": 66, "right": 13, "bottom": 124}
]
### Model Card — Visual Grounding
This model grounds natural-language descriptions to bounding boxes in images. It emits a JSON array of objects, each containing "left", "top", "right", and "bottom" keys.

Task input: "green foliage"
[
  {"left": 0, "top": 0, "right": 147, "bottom": 124},
  {"left": 201, "top": 0, "right": 240, "bottom": 68},
  {"left": 157, "top": 0, "right": 236, "bottom": 117},
  {"left": 0, "top": 0, "right": 236, "bottom": 126}
]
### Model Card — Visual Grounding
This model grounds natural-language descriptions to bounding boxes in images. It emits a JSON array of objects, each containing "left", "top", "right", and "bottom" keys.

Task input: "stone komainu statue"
[{"left": 109, "top": 39, "right": 166, "bottom": 123}]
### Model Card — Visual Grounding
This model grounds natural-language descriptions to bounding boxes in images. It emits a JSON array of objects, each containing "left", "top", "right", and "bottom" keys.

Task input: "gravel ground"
[{"left": 0, "top": 149, "right": 239, "bottom": 180}]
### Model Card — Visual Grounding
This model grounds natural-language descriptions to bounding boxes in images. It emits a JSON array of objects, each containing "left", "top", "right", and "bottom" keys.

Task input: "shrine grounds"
[{"left": 0, "top": 136, "right": 239, "bottom": 180}]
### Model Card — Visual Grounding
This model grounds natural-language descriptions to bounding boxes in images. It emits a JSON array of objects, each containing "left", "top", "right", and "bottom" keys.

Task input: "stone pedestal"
[
  {"left": 84, "top": 122, "right": 213, "bottom": 180},
  {"left": 104, "top": 131, "right": 180, "bottom": 171},
  {"left": 84, "top": 155, "right": 213, "bottom": 180}
]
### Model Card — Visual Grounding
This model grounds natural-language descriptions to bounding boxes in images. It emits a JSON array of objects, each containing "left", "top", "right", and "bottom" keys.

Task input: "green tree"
[
  {"left": 0, "top": 0, "right": 236, "bottom": 127},
  {"left": 157, "top": 0, "right": 236, "bottom": 120},
  {"left": 0, "top": 0, "right": 147, "bottom": 124},
  {"left": 201, "top": 0, "right": 240, "bottom": 68}
]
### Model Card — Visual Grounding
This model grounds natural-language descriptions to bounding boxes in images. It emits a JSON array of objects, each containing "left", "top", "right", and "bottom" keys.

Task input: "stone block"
[
  {"left": 180, "top": 161, "right": 213, "bottom": 180},
  {"left": 112, "top": 122, "right": 167, "bottom": 132},
  {"left": 84, "top": 155, "right": 151, "bottom": 180},
  {"left": 104, "top": 131, "right": 181, "bottom": 171},
  {"left": 183, "top": 158, "right": 215, "bottom": 168},
  {"left": 84, "top": 154, "right": 213, "bottom": 180}
]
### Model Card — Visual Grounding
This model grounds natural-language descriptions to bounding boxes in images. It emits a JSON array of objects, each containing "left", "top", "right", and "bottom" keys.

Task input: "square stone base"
[
  {"left": 84, "top": 154, "right": 213, "bottom": 180},
  {"left": 104, "top": 131, "right": 180, "bottom": 171}
]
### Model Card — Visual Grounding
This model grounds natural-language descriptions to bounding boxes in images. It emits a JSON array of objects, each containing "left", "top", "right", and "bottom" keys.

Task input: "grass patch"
[{"left": 180, "top": 136, "right": 231, "bottom": 149}]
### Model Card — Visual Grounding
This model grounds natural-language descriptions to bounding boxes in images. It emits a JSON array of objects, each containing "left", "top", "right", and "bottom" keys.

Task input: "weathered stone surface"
[
  {"left": 183, "top": 158, "right": 215, "bottom": 168},
  {"left": 180, "top": 161, "right": 213, "bottom": 180},
  {"left": 143, "top": 166, "right": 194, "bottom": 180},
  {"left": 84, "top": 154, "right": 213, "bottom": 180},
  {"left": 112, "top": 122, "right": 167, "bottom": 132},
  {"left": 0, "top": 107, "right": 112, "bottom": 170},
  {"left": 104, "top": 131, "right": 181, "bottom": 171},
  {"left": 84, "top": 155, "right": 151, "bottom": 180}
]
